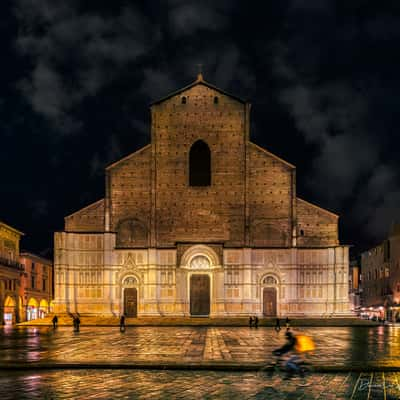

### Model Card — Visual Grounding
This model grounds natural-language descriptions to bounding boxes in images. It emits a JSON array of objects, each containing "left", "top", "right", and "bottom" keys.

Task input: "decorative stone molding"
[{"left": 180, "top": 245, "right": 220, "bottom": 270}]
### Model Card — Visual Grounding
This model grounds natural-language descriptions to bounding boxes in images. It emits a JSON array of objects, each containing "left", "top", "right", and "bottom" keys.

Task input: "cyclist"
[{"left": 273, "top": 331, "right": 303, "bottom": 379}]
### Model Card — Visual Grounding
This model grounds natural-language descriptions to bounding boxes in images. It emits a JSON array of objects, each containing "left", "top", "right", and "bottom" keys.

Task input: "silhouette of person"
[
  {"left": 254, "top": 316, "right": 259, "bottom": 328},
  {"left": 120, "top": 314, "right": 126, "bottom": 332},
  {"left": 52, "top": 315, "right": 58, "bottom": 329},
  {"left": 73, "top": 316, "right": 80, "bottom": 332},
  {"left": 286, "top": 317, "right": 290, "bottom": 331},
  {"left": 273, "top": 331, "right": 300, "bottom": 379},
  {"left": 249, "top": 316, "right": 253, "bottom": 328},
  {"left": 275, "top": 318, "right": 281, "bottom": 332}
]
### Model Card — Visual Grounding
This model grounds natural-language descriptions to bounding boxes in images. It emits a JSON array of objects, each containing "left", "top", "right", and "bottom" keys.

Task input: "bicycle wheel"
[
  {"left": 257, "top": 364, "right": 275, "bottom": 379},
  {"left": 293, "top": 365, "right": 312, "bottom": 386}
]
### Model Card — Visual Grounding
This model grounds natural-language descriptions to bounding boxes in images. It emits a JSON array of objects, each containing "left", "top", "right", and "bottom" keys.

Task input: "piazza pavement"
[{"left": 1, "top": 325, "right": 400, "bottom": 399}]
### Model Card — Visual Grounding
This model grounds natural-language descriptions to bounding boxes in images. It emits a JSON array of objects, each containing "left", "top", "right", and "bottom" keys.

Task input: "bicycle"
[{"left": 257, "top": 352, "right": 313, "bottom": 386}]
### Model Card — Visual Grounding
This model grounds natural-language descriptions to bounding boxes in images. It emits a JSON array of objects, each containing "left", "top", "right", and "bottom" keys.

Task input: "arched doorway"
[
  {"left": 27, "top": 298, "right": 39, "bottom": 321},
  {"left": 190, "top": 274, "right": 210, "bottom": 316},
  {"left": 122, "top": 276, "right": 138, "bottom": 317},
  {"left": 4, "top": 296, "right": 16, "bottom": 325},
  {"left": 262, "top": 276, "right": 278, "bottom": 317}
]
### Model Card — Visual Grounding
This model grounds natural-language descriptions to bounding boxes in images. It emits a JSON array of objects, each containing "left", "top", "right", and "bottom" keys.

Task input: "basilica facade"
[{"left": 54, "top": 75, "right": 350, "bottom": 318}]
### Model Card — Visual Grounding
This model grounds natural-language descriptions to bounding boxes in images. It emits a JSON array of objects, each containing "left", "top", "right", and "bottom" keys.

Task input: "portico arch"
[
  {"left": 39, "top": 299, "right": 49, "bottom": 318},
  {"left": 27, "top": 297, "right": 39, "bottom": 321},
  {"left": 4, "top": 296, "right": 16, "bottom": 325}
]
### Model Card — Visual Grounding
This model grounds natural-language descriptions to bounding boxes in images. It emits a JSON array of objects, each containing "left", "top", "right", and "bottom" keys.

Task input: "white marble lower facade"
[{"left": 53, "top": 232, "right": 350, "bottom": 317}]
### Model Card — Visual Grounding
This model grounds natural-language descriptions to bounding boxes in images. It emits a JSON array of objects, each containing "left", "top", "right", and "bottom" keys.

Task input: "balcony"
[{"left": 0, "top": 257, "right": 24, "bottom": 271}]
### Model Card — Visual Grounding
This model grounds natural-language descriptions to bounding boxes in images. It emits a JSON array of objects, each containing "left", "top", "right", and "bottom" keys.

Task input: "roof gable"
[{"left": 150, "top": 74, "right": 247, "bottom": 106}]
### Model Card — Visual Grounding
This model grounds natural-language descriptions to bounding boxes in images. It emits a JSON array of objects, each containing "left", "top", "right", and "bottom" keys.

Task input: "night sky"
[{"left": 1, "top": 1, "right": 400, "bottom": 258}]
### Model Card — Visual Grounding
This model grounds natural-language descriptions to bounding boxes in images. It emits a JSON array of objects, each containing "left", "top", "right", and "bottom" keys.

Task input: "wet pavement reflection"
[
  {"left": 1, "top": 370, "right": 400, "bottom": 399},
  {"left": 1, "top": 325, "right": 400, "bottom": 368}
]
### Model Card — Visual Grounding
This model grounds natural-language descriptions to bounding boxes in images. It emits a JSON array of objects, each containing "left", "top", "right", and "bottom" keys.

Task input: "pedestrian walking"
[
  {"left": 249, "top": 316, "right": 253, "bottom": 328},
  {"left": 120, "top": 314, "right": 126, "bottom": 332},
  {"left": 275, "top": 318, "right": 281, "bottom": 332},
  {"left": 73, "top": 315, "right": 80, "bottom": 332},
  {"left": 254, "top": 316, "right": 259, "bottom": 328},
  {"left": 286, "top": 316, "right": 290, "bottom": 331},
  {"left": 52, "top": 315, "right": 58, "bottom": 329}
]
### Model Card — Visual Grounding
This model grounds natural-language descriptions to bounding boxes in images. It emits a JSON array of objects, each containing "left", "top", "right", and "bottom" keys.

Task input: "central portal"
[{"left": 190, "top": 274, "right": 210, "bottom": 316}]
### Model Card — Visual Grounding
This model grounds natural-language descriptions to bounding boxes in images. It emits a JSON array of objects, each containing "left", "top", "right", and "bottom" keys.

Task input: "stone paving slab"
[
  {"left": 2, "top": 325, "right": 400, "bottom": 371},
  {"left": 1, "top": 370, "right": 400, "bottom": 399}
]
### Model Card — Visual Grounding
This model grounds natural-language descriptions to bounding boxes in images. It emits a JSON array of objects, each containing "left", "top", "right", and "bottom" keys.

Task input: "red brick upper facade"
[{"left": 65, "top": 76, "right": 339, "bottom": 249}]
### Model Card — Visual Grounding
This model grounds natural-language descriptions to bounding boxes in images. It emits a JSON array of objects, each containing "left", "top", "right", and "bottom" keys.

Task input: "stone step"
[{"left": 17, "top": 315, "right": 379, "bottom": 327}]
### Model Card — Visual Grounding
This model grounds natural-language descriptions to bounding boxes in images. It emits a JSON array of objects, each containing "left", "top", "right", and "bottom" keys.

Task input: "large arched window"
[{"left": 189, "top": 140, "right": 211, "bottom": 186}]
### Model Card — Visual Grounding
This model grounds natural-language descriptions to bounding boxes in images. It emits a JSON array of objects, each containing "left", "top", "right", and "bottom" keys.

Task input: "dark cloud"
[
  {"left": 140, "top": 69, "right": 178, "bottom": 100},
  {"left": 28, "top": 199, "right": 49, "bottom": 220},
  {"left": 270, "top": 0, "right": 400, "bottom": 244},
  {"left": 167, "top": 0, "right": 233, "bottom": 36},
  {"left": 4, "top": 0, "right": 400, "bottom": 253},
  {"left": 15, "top": 0, "right": 160, "bottom": 134}
]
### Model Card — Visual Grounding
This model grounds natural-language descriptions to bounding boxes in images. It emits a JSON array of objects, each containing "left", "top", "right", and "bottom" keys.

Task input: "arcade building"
[{"left": 54, "top": 75, "right": 350, "bottom": 318}]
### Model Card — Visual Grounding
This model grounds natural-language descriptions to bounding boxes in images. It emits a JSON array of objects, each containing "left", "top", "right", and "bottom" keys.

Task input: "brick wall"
[
  {"left": 151, "top": 84, "right": 247, "bottom": 247},
  {"left": 296, "top": 198, "right": 338, "bottom": 247},
  {"left": 64, "top": 80, "right": 340, "bottom": 251},
  {"left": 108, "top": 145, "right": 152, "bottom": 247},
  {"left": 248, "top": 143, "right": 293, "bottom": 247},
  {"left": 65, "top": 199, "right": 105, "bottom": 232}
]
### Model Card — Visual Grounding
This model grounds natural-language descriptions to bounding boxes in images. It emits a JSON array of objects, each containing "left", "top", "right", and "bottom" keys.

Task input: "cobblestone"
[
  {"left": 1, "top": 325, "right": 400, "bottom": 399},
  {"left": 1, "top": 370, "right": 400, "bottom": 399},
  {"left": 1, "top": 325, "right": 400, "bottom": 369}
]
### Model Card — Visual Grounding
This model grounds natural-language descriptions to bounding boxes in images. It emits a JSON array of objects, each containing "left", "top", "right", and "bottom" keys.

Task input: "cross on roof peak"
[{"left": 196, "top": 64, "right": 204, "bottom": 81}]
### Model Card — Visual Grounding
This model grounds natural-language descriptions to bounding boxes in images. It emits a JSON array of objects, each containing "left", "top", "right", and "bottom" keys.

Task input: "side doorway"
[
  {"left": 124, "top": 288, "right": 137, "bottom": 317},
  {"left": 263, "top": 287, "right": 277, "bottom": 317}
]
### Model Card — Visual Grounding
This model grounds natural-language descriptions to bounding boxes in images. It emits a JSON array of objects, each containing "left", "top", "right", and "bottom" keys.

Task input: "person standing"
[
  {"left": 120, "top": 314, "right": 126, "bottom": 332},
  {"left": 285, "top": 317, "right": 290, "bottom": 331},
  {"left": 275, "top": 318, "right": 281, "bottom": 332},
  {"left": 73, "top": 315, "right": 80, "bottom": 332},
  {"left": 254, "top": 316, "right": 259, "bottom": 328},
  {"left": 249, "top": 316, "right": 253, "bottom": 328},
  {"left": 52, "top": 315, "right": 58, "bottom": 329}
]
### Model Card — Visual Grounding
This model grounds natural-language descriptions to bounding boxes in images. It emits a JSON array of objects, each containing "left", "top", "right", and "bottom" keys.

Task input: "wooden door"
[
  {"left": 190, "top": 275, "right": 210, "bottom": 316},
  {"left": 124, "top": 288, "right": 137, "bottom": 317},
  {"left": 263, "top": 287, "right": 277, "bottom": 316}
]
